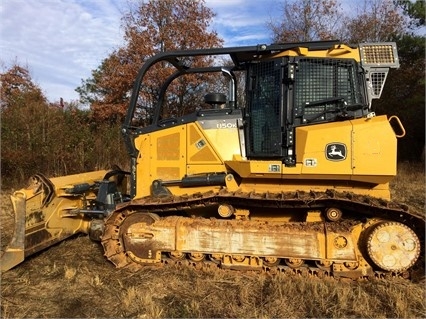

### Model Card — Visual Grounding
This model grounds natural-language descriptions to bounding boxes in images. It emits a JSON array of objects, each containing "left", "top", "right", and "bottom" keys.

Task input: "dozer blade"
[
  {"left": 1, "top": 192, "right": 26, "bottom": 272},
  {"left": 1, "top": 170, "right": 109, "bottom": 272}
]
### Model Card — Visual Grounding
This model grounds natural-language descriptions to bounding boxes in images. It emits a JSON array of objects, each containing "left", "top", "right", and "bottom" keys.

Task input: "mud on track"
[{"left": 1, "top": 192, "right": 425, "bottom": 318}]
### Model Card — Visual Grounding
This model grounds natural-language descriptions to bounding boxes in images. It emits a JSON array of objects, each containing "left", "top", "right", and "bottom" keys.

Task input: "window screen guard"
[
  {"left": 246, "top": 57, "right": 365, "bottom": 161},
  {"left": 246, "top": 60, "right": 282, "bottom": 157},
  {"left": 293, "top": 57, "right": 364, "bottom": 124}
]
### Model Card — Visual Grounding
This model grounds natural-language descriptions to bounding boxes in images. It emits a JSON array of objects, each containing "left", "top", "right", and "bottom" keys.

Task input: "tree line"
[
  {"left": 0, "top": 65, "right": 129, "bottom": 187},
  {"left": 1, "top": 0, "right": 424, "bottom": 188}
]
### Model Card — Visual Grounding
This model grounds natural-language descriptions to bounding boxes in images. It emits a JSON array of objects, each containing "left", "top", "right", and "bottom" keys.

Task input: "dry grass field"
[{"left": 1, "top": 163, "right": 425, "bottom": 318}]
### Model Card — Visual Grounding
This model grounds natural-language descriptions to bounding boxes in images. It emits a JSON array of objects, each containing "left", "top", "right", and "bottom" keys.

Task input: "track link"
[{"left": 101, "top": 189, "right": 425, "bottom": 281}]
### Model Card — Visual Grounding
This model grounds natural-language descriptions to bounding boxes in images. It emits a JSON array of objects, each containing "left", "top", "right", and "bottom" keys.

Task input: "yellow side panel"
[
  {"left": 295, "top": 115, "right": 395, "bottom": 185},
  {"left": 134, "top": 134, "right": 150, "bottom": 197},
  {"left": 134, "top": 122, "right": 236, "bottom": 197},
  {"left": 187, "top": 123, "right": 222, "bottom": 166},
  {"left": 200, "top": 122, "right": 241, "bottom": 161},
  {"left": 296, "top": 121, "right": 352, "bottom": 176},
  {"left": 187, "top": 123, "right": 221, "bottom": 164},
  {"left": 157, "top": 132, "right": 181, "bottom": 160},
  {"left": 351, "top": 116, "right": 396, "bottom": 179},
  {"left": 225, "top": 160, "right": 284, "bottom": 178},
  {"left": 152, "top": 126, "right": 186, "bottom": 180},
  {"left": 187, "top": 121, "right": 241, "bottom": 165},
  {"left": 134, "top": 126, "right": 187, "bottom": 198}
]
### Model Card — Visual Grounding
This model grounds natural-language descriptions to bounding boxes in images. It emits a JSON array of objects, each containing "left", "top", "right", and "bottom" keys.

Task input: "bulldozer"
[{"left": 1, "top": 40, "right": 424, "bottom": 280}]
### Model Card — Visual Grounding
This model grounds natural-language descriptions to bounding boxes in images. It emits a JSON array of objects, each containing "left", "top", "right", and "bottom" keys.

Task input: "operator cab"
[
  {"left": 245, "top": 55, "right": 367, "bottom": 165},
  {"left": 123, "top": 41, "right": 398, "bottom": 167}
]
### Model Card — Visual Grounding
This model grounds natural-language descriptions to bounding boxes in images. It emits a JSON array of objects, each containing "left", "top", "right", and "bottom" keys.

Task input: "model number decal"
[{"left": 216, "top": 122, "right": 237, "bottom": 129}]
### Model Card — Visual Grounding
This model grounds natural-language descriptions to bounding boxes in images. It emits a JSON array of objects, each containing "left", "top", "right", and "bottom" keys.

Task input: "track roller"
[
  {"left": 285, "top": 258, "right": 304, "bottom": 268},
  {"left": 325, "top": 207, "right": 342, "bottom": 222}
]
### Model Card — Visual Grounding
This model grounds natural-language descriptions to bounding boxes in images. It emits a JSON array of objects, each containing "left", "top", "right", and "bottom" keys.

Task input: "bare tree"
[
  {"left": 342, "top": 0, "right": 406, "bottom": 42},
  {"left": 268, "top": 0, "right": 344, "bottom": 42}
]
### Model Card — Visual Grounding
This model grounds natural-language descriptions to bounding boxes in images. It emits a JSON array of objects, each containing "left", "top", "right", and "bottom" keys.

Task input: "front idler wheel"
[{"left": 366, "top": 222, "right": 420, "bottom": 272}]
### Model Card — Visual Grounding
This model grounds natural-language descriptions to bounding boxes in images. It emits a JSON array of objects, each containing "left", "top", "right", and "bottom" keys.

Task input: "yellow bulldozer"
[{"left": 1, "top": 40, "right": 424, "bottom": 280}]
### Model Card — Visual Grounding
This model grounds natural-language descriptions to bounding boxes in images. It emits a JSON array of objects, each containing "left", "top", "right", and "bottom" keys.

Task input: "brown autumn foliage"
[
  {"left": 0, "top": 64, "right": 44, "bottom": 105},
  {"left": 77, "top": 0, "right": 223, "bottom": 122},
  {"left": 1, "top": 65, "right": 54, "bottom": 182},
  {"left": 0, "top": 64, "right": 129, "bottom": 187}
]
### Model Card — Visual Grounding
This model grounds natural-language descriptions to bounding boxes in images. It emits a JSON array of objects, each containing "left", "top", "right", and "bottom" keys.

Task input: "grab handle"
[{"left": 389, "top": 115, "right": 406, "bottom": 138}]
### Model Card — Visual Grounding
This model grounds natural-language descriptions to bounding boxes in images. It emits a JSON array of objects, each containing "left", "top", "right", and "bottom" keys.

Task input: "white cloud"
[
  {"left": 206, "top": 0, "right": 281, "bottom": 47},
  {"left": 0, "top": 0, "right": 125, "bottom": 102},
  {"left": 0, "top": 0, "right": 280, "bottom": 102}
]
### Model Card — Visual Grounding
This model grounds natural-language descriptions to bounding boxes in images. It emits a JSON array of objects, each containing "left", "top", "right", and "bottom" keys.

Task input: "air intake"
[{"left": 359, "top": 43, "right": 399, "bottom": 68}]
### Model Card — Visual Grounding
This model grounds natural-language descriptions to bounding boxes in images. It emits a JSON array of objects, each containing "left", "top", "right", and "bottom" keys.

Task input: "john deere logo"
[{"left": 326, "top": 143, "right": 346, "bottom": 161}]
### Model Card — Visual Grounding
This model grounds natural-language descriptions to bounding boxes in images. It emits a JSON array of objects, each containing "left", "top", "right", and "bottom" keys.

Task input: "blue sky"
[{"left": 0, "top": 0, "right": 283, "bottom": 102}]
